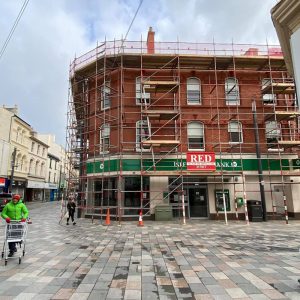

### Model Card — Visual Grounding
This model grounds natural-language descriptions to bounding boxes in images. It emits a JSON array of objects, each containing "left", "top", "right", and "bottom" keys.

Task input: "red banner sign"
[
  {"left": 0, "top": 178, "right": 5, "bottom": 187},
  {"left": 187, "top": 152, "right": 216, "bottom": 171}
]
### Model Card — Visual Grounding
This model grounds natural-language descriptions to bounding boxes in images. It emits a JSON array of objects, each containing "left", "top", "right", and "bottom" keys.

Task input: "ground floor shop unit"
[{"left": 82, "top": 155, "right": 300, "bottom": 221}]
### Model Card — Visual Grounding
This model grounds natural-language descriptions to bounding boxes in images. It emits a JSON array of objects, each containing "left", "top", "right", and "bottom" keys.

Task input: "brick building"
[{"left": 67, "top": 28, "right": 300, "bottom": 222}]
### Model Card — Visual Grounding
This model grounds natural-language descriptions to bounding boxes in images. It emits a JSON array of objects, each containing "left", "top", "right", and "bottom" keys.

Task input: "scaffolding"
[{"left": 66, "top": 35, "right": 300, "bottom": 223}]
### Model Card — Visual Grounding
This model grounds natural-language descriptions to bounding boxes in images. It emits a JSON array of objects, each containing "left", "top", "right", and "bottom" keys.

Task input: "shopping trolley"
[{"left": 1, "top": 221, "right": 28, "bottom": 265}]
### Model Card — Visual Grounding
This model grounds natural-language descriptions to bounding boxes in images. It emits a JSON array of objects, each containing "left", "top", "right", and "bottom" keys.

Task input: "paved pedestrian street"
[{"left": 1, "top": 202, "right": 300, "bottom": 299}]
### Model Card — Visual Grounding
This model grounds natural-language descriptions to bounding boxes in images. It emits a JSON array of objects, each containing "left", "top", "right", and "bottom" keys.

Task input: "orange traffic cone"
[
  {"left": 104, "top": 208, "right": 111, "bottom": 226},
  {"left": 138, "top": 210, "right": 144, "bottom": 227}
]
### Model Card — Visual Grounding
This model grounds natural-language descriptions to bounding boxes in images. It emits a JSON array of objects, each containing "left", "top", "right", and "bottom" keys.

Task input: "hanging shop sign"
[{"left": 186, "top": 152, "right": 216, "bottom": 171}]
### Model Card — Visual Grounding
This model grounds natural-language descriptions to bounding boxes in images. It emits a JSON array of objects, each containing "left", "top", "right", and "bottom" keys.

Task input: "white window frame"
[
  {"left": 100, "top": 124, "right": 110, "bottom": 153},
  {"left": 136, "top": 120, "right": 150, "bottom": 152},
  {"left": 228, "top": 121, "right": 243, "bottom": 144},
  {"left": 187, "top": 122, "right": 205, "bottom": 151},
  {"left": 225, "top": 77, "right": 240, "bottom": 105},
  {"left": 262, "top": 78, "right": 276, "bottom": 105},
  {"left": 136, "top": 77, "right": 150, "bottom": 105},
  {"left": 187, "top": 77, "right": 201, "bottom": 105},
  {"left": 101, "top": 81, "right": 111, "bottom": 110},
  {"left": 265, "top": 121, "right": 282, "bottom": 151}
]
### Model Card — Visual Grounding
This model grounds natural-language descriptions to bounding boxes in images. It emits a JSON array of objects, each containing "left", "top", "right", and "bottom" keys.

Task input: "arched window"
[
  {"left": 41, "top": 162, "right": 45, "bottom": 176},
  {"left": 136, "top": 120, "right": 150, "bottom": 151},
  {"left": 136, "top": 76, "right": 150, "bottom": 105},
  {"left": 35, "top": 161, "right": 40, "bottom": 176},
  {"left": 187, "top": 122, "right": 204, "bottom": 150},
  {"left": 187, "top": 77, "right": 201, "bottom": 104},
  {"left": 29, "top": 159, "right": 34, "bottom": 174},
  {"left": 225, "top": 77, "right": 240, "bottom": 105},
  {"left": 228, "top": 121, "right": 243, "bottom": 143},
  {"left": 21, "top": 155, "right": 27, "bottom": 172},
  {"left": 100, "top": 124, "right": 110, "bottom": 153}
]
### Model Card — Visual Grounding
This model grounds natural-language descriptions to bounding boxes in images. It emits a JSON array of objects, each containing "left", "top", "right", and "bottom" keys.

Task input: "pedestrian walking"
[
  {"left": 66, "top": 198, "right": 76, "bottom": 225},
  {"left": 1, "top": 194, "right": 29, "bottom": 257}
]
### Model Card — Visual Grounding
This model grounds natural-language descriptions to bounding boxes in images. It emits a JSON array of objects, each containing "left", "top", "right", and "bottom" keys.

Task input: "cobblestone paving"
[{"left": 0, "top": 202, "right": 300, "bottom": 299}]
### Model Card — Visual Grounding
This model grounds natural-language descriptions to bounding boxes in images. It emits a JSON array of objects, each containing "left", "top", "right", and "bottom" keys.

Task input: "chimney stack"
[{"left": 147, "top": 27, "right": 155, "bottom": 54}]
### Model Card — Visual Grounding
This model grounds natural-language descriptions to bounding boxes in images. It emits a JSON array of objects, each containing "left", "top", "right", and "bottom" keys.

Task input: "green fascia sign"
[
  {"left": 87, "top": 158, "right": 290, "bottom": 174},
  {"left": 292, "top": 158, "right": 300, "bottom": 169}
]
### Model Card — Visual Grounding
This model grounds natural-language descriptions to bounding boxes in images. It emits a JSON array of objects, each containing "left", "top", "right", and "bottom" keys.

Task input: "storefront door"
[{"left": 188, "top": 186, "right": 208, "bottom": 218}]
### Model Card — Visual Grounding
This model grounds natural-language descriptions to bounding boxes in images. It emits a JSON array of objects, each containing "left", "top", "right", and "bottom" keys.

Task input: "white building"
[
  {"left": 26, "top": 132, "right": 49, "bottom": 201},
  {"left": 0, "top": 106, "right": 31, "bottom": 196},
  {"left": 37, "top": 134, "right": 67, "bottom": 201}
]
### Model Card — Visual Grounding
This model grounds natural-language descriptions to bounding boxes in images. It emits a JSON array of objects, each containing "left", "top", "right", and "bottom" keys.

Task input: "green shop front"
[{"left": 85, "top": 155, "right": 298, "bottom": 220}]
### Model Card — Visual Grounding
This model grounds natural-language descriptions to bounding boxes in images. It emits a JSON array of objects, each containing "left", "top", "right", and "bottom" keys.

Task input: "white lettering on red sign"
[{"left": 186, "top": 152, "right": 216, "bottom": 171}]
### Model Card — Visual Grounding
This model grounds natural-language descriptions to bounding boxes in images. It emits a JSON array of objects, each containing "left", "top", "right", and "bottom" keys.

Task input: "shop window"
[
  {"left": 187, "top": 122, "right": 204, "bottom": 150},
  {"left": 187, "top": 77, "right": 201, "bottom": 104},
  {"left": 228, "top": 121, "right": 243, "bottom": 143},
  {"left": 93, "top": 178, "right": 117, "bottom": 208},
  {"left": 225, "top": 77, "right": 240, "bottom": 105},
  {"left": 124, "top": 177, "right": 149, "bottom": 215},
  {"left": 136, "top": 77, "right": 150, "bottom": 105}
]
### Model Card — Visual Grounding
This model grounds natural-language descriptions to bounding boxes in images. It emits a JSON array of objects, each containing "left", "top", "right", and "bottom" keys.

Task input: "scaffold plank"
[
  {"left": 261, "top": 82, "right": 295, "bottom": 94},
  {"left": 264, "top": 111, "right": 300, "bottom": 122},
  {"left": 142, "top": 140, "right": 180, "bottom": 147},
  {"left": 142, "top": 110, "right": 179, "bottom": 120},
  {"left": 142, "top": 81, "right": 179, "bottom": 93}
]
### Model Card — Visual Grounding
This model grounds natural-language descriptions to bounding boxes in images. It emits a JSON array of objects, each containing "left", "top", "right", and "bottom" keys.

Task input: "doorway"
[{"left": 188, "top": 186, "right": 208, "bottom": 218}]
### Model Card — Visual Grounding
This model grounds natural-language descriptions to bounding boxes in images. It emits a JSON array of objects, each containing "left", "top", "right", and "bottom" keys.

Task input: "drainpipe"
[{"left": 252, "top": 100, "right": 267, "bottom": 221}]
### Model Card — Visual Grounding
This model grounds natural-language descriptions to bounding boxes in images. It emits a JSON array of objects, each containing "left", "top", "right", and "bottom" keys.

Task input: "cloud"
[{"left": 0, "top": 0, "right": 279, "bottom": 145}]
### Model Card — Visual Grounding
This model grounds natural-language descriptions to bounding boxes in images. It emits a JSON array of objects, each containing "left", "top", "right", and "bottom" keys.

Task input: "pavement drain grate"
[
  {"left": 113, "top": 274, "right": 128, "bottom": 280},
  {"left": 79, "top": 245, "right": 89, "bottom": 249},
  {"left": 178, "top": 287, "right": 193, "bottom": 294},
  {"left": 172, "top": 273, "right": 184, "bottom": 278}
]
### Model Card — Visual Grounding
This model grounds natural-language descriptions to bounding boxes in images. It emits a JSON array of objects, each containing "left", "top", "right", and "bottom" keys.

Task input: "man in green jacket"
[{"left": 1, "top": 194, "right": 29, "bottom": 257}]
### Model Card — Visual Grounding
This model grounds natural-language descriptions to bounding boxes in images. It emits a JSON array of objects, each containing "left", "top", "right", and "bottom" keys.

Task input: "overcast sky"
[{"left": 0, "top": 0, "right": 279, "bottom": 145}]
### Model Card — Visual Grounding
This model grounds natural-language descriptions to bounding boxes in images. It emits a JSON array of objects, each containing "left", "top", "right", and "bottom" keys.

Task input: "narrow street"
[{"left": 0, "top": 202, "right": 300, "bottom": 299}]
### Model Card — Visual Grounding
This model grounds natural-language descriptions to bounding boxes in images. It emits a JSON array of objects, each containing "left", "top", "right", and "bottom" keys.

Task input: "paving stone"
[{"left": 1, "top": 202, "right": 300, "bottom": 299}]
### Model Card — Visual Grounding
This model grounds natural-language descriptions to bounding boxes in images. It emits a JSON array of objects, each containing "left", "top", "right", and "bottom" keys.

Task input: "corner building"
[{"left": 67, "top": 28, "right": 300, "bottom": 221}]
